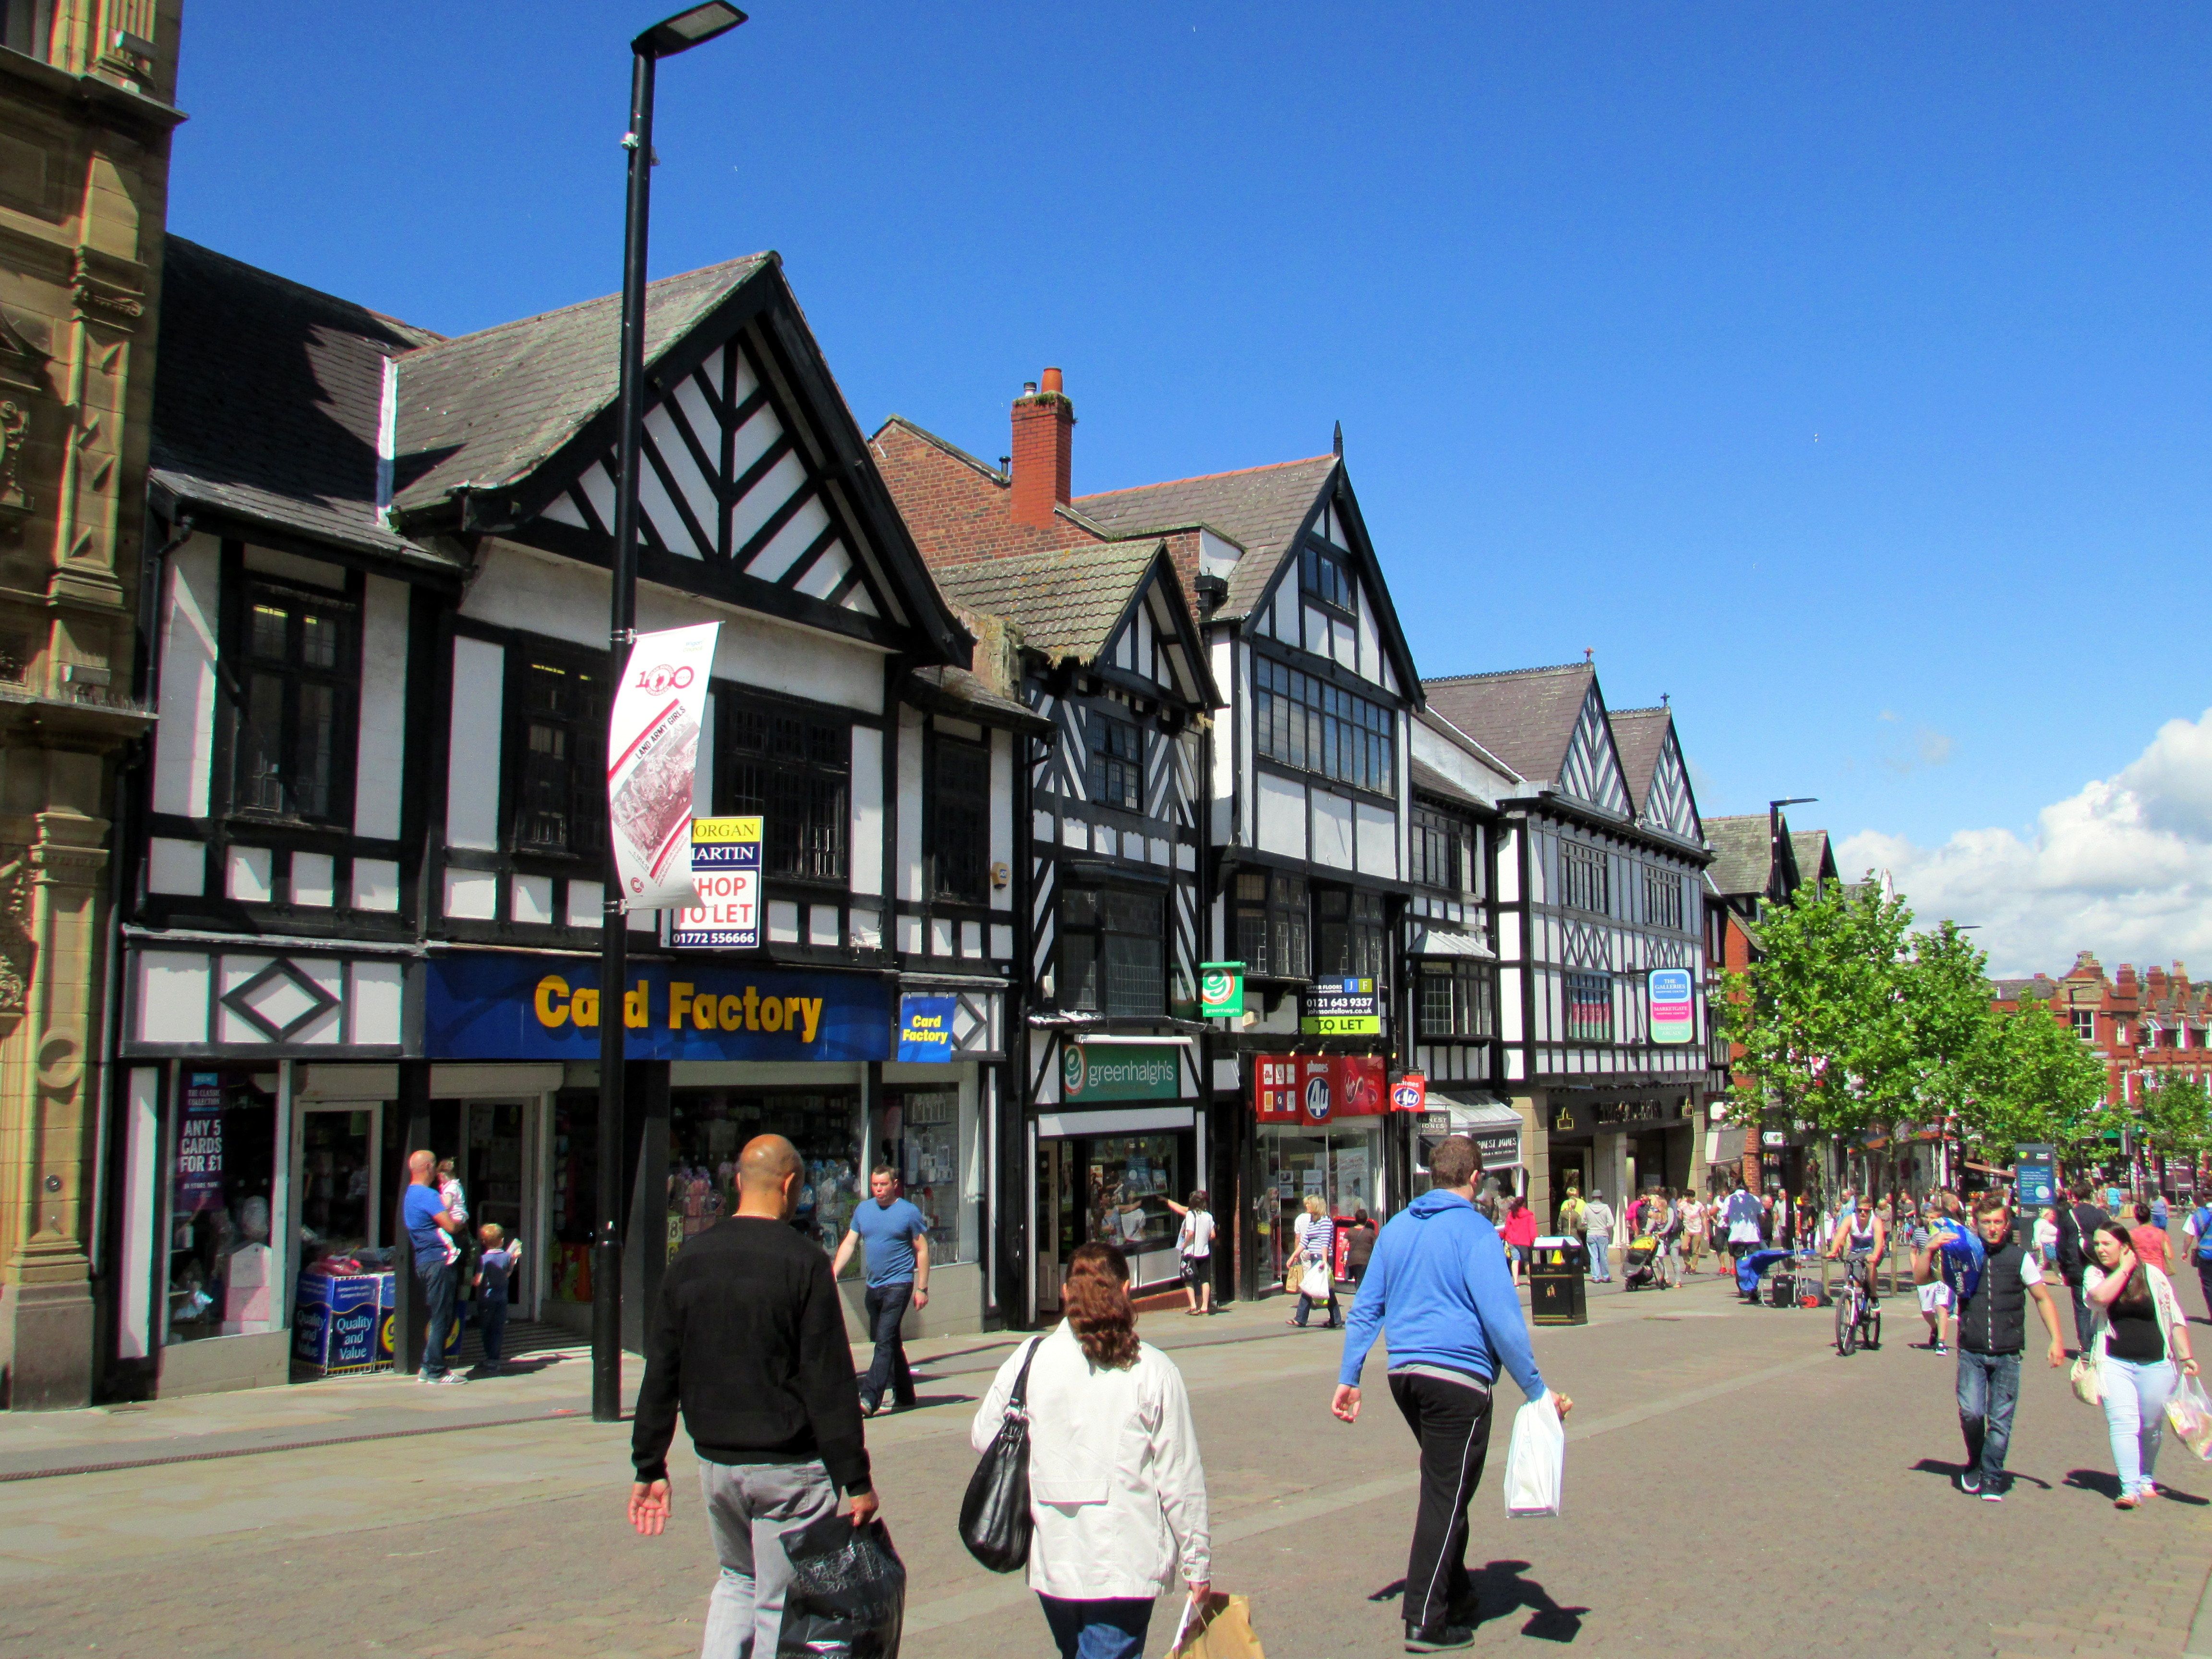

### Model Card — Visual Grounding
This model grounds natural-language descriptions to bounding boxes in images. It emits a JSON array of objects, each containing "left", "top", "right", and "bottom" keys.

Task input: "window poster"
[{"left": 176, "top": 1072, "right": 226, "bottom": 1215}]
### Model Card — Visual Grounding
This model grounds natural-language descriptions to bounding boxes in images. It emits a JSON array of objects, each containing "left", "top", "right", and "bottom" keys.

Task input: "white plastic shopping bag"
[
  {"left": 2166, "top": 1371, "right": 2212, "bottom": 1461},
  {"left": 1503, "top": 1393, "right": 1564, "bottom": 1518}
]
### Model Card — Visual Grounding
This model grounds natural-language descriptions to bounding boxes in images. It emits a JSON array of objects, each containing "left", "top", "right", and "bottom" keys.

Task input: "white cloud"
[{"left": 1837, "top": 708, "right": 2212, "bottom": 977}]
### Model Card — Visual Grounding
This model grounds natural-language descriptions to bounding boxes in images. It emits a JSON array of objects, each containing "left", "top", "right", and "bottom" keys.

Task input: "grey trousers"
[{"left": 698, "top": 1458, "right": 841, "bottom": 1659}]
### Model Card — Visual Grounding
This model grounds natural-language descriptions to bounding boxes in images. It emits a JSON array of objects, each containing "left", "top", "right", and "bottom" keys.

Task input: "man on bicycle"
[{"left": 1828, "top": 1193, "right": 1887, "bottom": 1309}]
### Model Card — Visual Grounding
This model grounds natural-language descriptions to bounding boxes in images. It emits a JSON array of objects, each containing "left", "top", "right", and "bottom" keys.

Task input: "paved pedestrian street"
[{"left": 3, "top": 1268, "right": 2210, "bottom": 1659}]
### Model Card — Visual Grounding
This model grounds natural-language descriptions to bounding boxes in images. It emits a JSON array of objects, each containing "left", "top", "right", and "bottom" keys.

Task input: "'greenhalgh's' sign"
[{"left": 1060, "top": 1041, "right": 1181, "bottom": 1102}]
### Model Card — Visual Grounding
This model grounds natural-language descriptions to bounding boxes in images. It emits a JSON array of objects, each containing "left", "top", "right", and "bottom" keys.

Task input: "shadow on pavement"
[
  {"left": 1363, "top": 1566, "right": 1587, "bottom": 1643},
  {"left": 2062, "top": 1467, "right": 2211, "bottom": 1505},
  {"left": 1908, "top": 1457, "right": 2052, "bottom": 1491}
]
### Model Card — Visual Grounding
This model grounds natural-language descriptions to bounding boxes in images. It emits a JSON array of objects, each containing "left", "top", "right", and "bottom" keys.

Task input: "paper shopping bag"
[{"left": 1165, "top": 1593, "right": 1265, "bottom": 1659}]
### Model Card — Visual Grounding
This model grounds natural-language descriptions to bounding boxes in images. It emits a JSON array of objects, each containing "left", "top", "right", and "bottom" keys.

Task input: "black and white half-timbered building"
[
  {"left": 928, "top": 541, "right": 1219, "bottom": 1317},
  {"left": 108, "top": 240, "right": 1022, "bottom": 1397},
  {"left": 1078, "top": 453, "right": 1427, "bottom": 1299},
  {"left": 1403, "top": 712, "right": 1525, "bottom": 1194},
  {"left": 1422, "top": 663, "right": 1714, "bottom": 1229}
]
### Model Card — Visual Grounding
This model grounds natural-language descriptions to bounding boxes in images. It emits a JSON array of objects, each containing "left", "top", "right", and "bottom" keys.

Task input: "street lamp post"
[{"left": 594, "top": 0, "right": 746, "bottom": 1426}]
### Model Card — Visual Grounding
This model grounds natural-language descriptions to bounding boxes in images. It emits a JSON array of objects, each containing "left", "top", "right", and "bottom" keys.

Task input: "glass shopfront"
[
  {"left": 1257, "top": 1122, "right": 1383, "bottom": 1282},
  {"left": 668, "top": 1087, "right": 864, "bottom": 1257},
  {"left": 1037, "top": 1125, "right": 1195, "bottom": 1310},
  {"left": 166, "top": 1070, "right": 279, "bottom": 1344}
]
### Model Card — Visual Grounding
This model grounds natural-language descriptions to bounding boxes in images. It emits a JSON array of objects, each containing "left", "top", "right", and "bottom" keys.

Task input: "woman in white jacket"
[
  {"left": 2085, "top": 1219, "right": 2199, "bottom": 1508},
  {"left": 970, "top": 1241, "right": 1210, "bottom": 1659}
]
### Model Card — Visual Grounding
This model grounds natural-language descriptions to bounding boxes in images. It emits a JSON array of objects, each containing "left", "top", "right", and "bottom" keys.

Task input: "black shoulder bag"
[{"left": 958, "top": 1337, "right": 1042, "bottom": 1573}]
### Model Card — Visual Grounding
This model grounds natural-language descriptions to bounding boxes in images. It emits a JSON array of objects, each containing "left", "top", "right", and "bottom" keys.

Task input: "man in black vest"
[{"left": 1915, "top": 1190, "right": 2067, "bottom": 1500}]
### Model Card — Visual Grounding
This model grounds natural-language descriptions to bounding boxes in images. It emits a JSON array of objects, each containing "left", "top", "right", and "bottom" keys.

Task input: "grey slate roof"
[
  {"left": 1607, "top": 706, "right": 1671, "bottom": 812},
  {"left": 927, "top": 541, "right": 1162, "bottom": 665},
  {"left": 1703, "top": 815, "right": 1773, "bottom": 898},
  {"left": 1791, "top": 829, "right": 1839, "bottom": 885},
  {"left": 1409, "top": 757, "right": 1494, "bottom": 813},
  {"left": 1420, "top": 663, "right": 1593, "bottom": 788},
  {"left": 1073, "top": 454, "right": 1338, "bottom": 621},
  {"left": 149, "top": 238, "right": 459, "bottom": 572},
  {"left": 389, "top": 254, "right": 771, "bottom": 516}
]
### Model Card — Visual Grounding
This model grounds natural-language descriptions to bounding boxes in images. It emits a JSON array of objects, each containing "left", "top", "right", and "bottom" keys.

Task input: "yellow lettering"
[
  {"left": 693, "top": 992, "right": 717, "bottom": 1032},
  {"left": 572, "top": 988, "right": 600, "bottom": 1028},
  {"left": 668, "top": 983, "right": 693, "bottom": 1029},
  {"left": 759, "top": 995, "right": 785, "bottom": 1033},
  {"left": 744, "top": 986, "right": 760, "bottom": 1030},
  {"left": 625, "top": 980, "right": 649, "bottom": 1029},
  {"left": 718, "top": 994, "right": 744, "bottom": 1031},
  {"left": 783, "top": 996, "right": 804, "bottom": 1035},
  {"left": 798, "top": 998, "right": 824, "bottom": 1044},
  {"left": 533, "top": 975, "right": 570, "bottom": 1028}
]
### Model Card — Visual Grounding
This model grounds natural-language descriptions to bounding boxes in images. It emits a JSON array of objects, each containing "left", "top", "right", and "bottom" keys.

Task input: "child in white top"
[{"left": 436, "top": 1158, "right": 468, "bottom": 1264}]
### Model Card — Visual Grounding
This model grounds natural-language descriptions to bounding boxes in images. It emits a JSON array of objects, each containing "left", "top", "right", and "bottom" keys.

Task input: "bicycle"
[{"left": 1833, "top": 1257, "right": 1882, "bottom": 1355}]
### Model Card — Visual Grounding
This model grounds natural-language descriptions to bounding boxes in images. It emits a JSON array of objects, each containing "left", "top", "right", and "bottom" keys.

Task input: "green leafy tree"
[
  {"left": 2135, "top": 1072, "right": 2212, "bottom": 1174},
  {"left": 1901, "top": 921, "right": 1999, "bottom": 1134},
  {"left": 1965, "top": 996, "right": 2113, "bottom": 1161},
  {"left": 1720, "top": 877, "right": 1919, "bottom": 1142}
]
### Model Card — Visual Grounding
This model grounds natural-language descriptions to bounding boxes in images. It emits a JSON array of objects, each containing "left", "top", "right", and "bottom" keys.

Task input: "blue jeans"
[
  {"left": 2101, "top": 1356, "right": 2178, "bottom": 1498},
  {"left": 1956, "top": 1349, "right": 2022, "bottom": 1485},
  {"left": 859, "top": 1282, "right": 914, "bottom": 1409},
  {"left": 1586, "top": 1232, "right": 1611, "bottom": 1281},
  {"left": 478, "top": 1296, "right": 509, "bottom": 1368},
  {"left": 1039, "top": 1595, "right": 1154, "bottom": 1659},
  {"left": 416, "top": 1259, "right": 456, "bottom": 1379}
]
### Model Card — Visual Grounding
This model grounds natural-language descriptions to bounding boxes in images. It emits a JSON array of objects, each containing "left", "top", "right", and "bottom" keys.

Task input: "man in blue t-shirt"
[
  {"left": 830, "top": 1166, "right": 930, "bottom": 1415},
  {"left": 401, "top": 1150, "right": 465, "bottom": 1383}
]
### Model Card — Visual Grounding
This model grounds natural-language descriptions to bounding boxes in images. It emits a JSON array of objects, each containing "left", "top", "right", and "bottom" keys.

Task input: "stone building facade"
[{"left": 0, "top": 1, "right": 181, "bottom": 1407}]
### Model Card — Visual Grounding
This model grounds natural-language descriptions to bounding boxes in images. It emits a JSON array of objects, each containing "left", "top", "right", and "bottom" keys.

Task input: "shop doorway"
[
  {"left": 451, "top": 1099, "right": 538, "bottom": 1318},
  {"left": 1549, "top": 1147, "right": 1589, "bottom": 1231},
  {"left": 1037, "top": 1138, "right": 1072, "bottom": 1318}
]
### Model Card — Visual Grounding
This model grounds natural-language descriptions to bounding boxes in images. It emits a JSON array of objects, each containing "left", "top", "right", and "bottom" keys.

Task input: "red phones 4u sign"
[{"left": 1254, "top": 1054, "right": 1385, "bottom": 1123}]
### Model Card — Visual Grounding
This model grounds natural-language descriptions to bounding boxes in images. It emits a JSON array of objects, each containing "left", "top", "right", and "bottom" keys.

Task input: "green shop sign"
[
  {"left": 1199, "top": 962, "right": 1244, "bottom": 1019},
  {"left": 1060, "top": 1040, "right": 1182, "bottom": 1102}
]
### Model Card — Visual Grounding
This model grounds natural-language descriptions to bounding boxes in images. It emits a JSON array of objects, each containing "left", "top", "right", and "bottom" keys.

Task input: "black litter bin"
[{"left": 1530, "top": 1235, "right": 1588, "bottom": 1326}]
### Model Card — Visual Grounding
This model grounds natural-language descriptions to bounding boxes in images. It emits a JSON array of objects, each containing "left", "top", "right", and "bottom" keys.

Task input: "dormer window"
[
  {"left": 1301, "top": 541, "right": 1356, "bottom": 614},
  {"left": 1087, "top": 711, "right": 1142, "bottom": 812}
]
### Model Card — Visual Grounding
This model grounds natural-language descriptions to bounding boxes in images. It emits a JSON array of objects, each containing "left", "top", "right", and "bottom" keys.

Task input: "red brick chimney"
[{"left": 1010, "top": 367, "right": 1074, "bottom": 529}]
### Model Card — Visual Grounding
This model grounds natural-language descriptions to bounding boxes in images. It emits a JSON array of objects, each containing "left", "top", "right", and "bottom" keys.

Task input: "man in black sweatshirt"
[{"left": 630, "top": 1134, "right": 877, "bottom": 1656}]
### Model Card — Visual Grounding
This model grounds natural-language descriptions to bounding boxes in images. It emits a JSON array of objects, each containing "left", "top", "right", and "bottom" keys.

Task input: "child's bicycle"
[{"left": 1833, "top": 1256, "right": 1882, "bottom": 1355}]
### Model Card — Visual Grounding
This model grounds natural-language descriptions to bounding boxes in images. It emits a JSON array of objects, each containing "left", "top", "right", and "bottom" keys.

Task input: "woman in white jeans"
[
  {"left": 2085, "top": 1219, "right": 2199, "bottom": 1509},
  {"left": 971, "top": 1241, "right": 1210, "bottom": 1659}
]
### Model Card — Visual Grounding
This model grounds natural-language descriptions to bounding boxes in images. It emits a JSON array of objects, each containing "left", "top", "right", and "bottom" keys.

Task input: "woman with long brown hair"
[
  {"left": 2085, "top": 1219, "right": 2197, "bottom": 1507},
  {"left": 969, "top": 1241, "right": 1211, "bottom": 1659}
]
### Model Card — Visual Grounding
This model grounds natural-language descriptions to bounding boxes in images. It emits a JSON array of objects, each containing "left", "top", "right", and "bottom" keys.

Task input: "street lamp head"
[
  {"left": 1769, "top": 797, "right": 1817, "bottom": 811},
  {"left": 635, "top": 2, "right": 745, "bottom": 58}
]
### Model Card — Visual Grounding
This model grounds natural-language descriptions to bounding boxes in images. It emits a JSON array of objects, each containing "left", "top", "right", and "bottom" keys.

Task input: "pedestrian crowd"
[{"left": 610, "top": 1130, "right": 2202, "bottom": 1659}]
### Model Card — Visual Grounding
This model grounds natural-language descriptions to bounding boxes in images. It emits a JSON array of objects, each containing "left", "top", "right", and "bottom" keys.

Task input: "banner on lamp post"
[{"left": 606, "top": 622, "right": 719, "bottom": 911}]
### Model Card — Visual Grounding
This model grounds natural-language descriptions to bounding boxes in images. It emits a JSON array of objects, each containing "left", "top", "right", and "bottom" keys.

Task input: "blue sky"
[{"left": 168, "top": 6, "right": 2212, "bottom": 970}]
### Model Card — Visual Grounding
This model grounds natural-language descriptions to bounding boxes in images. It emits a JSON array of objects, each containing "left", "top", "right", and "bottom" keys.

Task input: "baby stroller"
[{"left": 1623, "top": 1234, "right": 1661, "bottom": 1290}]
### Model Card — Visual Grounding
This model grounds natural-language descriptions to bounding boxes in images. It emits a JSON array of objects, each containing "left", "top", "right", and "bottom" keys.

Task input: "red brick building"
[{"left": 1991, "top": 952, "right": 2212, "bottom": 1107}]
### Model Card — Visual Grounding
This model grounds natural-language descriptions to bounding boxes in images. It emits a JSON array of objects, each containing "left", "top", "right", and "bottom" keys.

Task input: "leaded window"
[
  {"left": 929, "top": 733, "right": 992, "bottom": 903},
  {"left": 1087, "top": 712, "right": 1142, "bottom": 811},
  {"left": 719, "top": 693, "right": 850, "bottom": 882},
  {"left": 1419, "top": 961, "right": 1496, "bottom": 1039},
  {"left": 234, "top": 584, "right": 355, "bottom": 824},
  {"left": 1252, "top": 655, "right": 1394, "bottom": 795},
  {"left": 1233, "top": 870, "right": 1309, "bottom": 979},
  {"left": 1316, "top": 886, "right": 1388, "bottom": 980},
  {"left": 1300, "top": 540, "right": 1357, "bottom": 613},
  {"left": 1410, "top": 806, "right": 1463, "bottom": 892},
  {"left": 1561, "top": 840, "right": 1609, "bottom": 915},
  {"left": 1565, "top": 970, "right": 1614, "bottom": 1043},
  {"left": 1058, "top": 886, "right": 1164, "bottom": 1016},
  {"left": 515, "top": 658, "right": 607, "bottom": 856},
  {"left": 1643, "top": 865, "right": 1684, "bottom": 931}
]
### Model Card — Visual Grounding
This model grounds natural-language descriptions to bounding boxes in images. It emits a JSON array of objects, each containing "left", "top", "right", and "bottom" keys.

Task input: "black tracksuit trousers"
[{"left": 1389, "top": 1370, "right": 1495, "bottom": 1632}]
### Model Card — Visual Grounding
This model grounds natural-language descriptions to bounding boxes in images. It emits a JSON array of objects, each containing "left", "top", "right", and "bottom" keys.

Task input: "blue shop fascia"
[{"left": 416, "top": 947, "right": 1005, "bottom": 1348}]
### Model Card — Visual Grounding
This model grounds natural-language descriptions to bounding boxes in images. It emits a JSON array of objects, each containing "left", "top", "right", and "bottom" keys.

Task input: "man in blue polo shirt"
[
  {"left": 831, "top": 1166, "right": 930, "bottom": 1416},
  {"left": 401, "top": 1149, "right": 466, "bottom": 1384}
]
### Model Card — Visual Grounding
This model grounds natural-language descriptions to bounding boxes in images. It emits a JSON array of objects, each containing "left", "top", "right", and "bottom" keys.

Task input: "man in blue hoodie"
[{"left": 1332, "top": 1135, "right": 1572, "bottom": 1653}]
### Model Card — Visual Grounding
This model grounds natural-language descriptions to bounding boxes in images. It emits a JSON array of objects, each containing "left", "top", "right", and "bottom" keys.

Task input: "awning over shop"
[
  {"left": 1407, "top": 926, "right": 1496, "bottom": 960},
  {"left": 1422, "top": 1092, "right": 1524, "bottom": 1169}
]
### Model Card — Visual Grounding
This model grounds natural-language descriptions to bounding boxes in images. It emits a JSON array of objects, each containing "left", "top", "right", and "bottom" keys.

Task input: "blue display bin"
[{"left": 293, "top": 1271, "right": 394, "bottom": 1375}]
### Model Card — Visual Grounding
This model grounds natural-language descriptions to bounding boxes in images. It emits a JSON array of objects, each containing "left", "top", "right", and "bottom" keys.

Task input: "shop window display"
[
  {"left": 167, "top": 1070, "right": 278, "bottom": 1343},
  {"left": 547, "top": 1091, "right": 599, "bottom": 1302},
  {"left": 1260, "top": 1127, "right": 1382, "bottom": 1279},
  {"left": 1086, "top": 1134, "right": 1183, "bottom": 1261},
  {"left": 667, "top": 1089, "right": 862, "bottom": 1260},
  {"left": 873, "top": 1089, "right": 972, "bottom": 1266}
]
